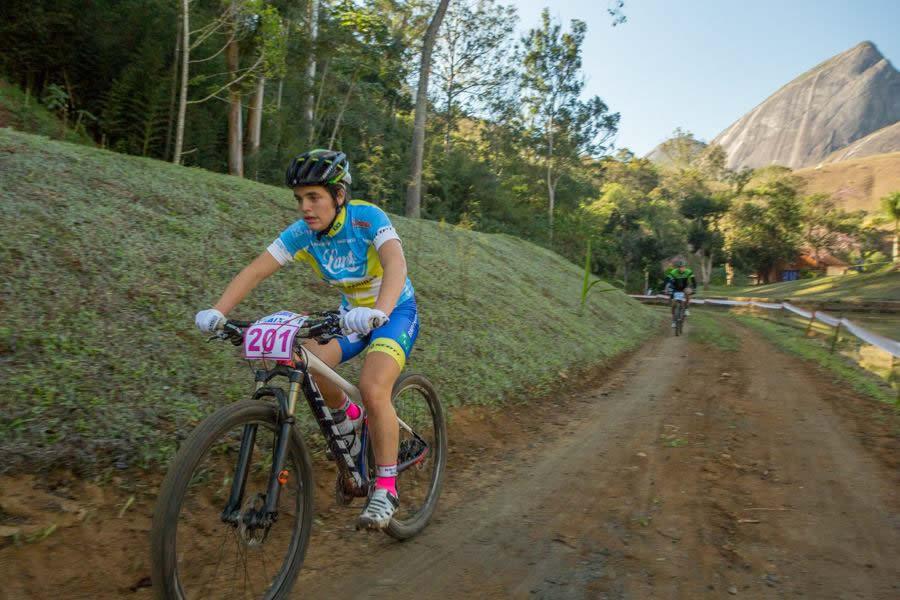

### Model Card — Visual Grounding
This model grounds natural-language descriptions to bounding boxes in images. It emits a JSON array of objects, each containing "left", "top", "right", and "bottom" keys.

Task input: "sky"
[{"left": 509, "top": 0, "right": 900, "bottom": 156}]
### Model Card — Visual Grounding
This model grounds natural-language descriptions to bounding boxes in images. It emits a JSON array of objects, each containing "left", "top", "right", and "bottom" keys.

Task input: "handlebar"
[{"left": 212, "top": 311, "right": 344, "bottom": 346}]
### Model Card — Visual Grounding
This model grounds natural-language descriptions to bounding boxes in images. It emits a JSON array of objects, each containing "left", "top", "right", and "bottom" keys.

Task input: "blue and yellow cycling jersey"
[{"left": 266, "top": 200, "right": 415, "bottom": 309}]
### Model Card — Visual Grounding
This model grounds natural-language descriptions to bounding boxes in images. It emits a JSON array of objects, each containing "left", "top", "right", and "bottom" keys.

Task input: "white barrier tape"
[
  {"left": 704, "top": 298, "right": 748, "bottom": 306},
  {"left": 815, "top": 311, "right": 842, "bottom": 327},
  {"left": 750, "top": 301, "right": 784, "bottom": 310},
  {"left": 783, "top": 302, "right": 814, "bottom": 319},
  {"left": 841, "top": 319, "right": 900, "bottom": 358},
  {"left": 627, "top": 295, "right": 899, "bottom": 357}
]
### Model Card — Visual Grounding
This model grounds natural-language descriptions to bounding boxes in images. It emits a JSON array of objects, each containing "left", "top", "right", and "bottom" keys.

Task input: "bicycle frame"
[{"left": 220, "top": 344, "right": 427, "bottom": 529}]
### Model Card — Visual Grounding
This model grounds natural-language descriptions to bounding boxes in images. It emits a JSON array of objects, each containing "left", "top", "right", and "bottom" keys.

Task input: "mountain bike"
[
  {"left": 672, "top": 291, "right": 687, "bottom": 336},
  {"left": 150, "top": 310, "right": 447, "bottom": 599}
]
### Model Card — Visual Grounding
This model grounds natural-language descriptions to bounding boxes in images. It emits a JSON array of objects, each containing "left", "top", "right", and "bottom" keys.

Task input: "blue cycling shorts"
[{"left": 337, "top": 298, "right": 419, "bottom": 369}]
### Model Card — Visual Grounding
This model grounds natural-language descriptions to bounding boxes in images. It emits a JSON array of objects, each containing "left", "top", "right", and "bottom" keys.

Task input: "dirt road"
[
  {"left": 296, "top": 321, "right": 900, "bottom": 599},
  {"left": 2, "top": 317, "right": 899, "bottom": 599}
]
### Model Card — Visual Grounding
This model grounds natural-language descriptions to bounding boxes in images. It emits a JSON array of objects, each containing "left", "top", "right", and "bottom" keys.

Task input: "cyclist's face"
[
  {"left": 294, "top": 185, "right": 344, "bottom": 231},
  {"left": 677, "top": 266, "right": 685, "bottom": 272}
]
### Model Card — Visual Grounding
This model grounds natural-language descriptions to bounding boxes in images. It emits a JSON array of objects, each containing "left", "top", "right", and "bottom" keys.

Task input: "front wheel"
[
  {"left": 673, "top": 302, "right": 684, "bottom": 336},
  {"left": 384, "top": 373, "right": 447, "bottom": 540},
  {"left": 150, "top": 400, "right": 314, "bottom": 600}
]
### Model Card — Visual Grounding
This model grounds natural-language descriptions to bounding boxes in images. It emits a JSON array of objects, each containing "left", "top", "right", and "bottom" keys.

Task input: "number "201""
[{"left": 247, "top": 327, "right": 293, "bottom": 353}]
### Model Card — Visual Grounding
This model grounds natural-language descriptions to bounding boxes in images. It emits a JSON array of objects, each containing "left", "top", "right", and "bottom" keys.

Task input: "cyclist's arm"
[
  {"left": 689, "top": 274, "right": 697, "bottom": 289},
  {"left": 373, "top": 239, "right": 407, "bottom": 316},
  {"left": 213, "top": 251, "right": 282, "bottom": 315}
]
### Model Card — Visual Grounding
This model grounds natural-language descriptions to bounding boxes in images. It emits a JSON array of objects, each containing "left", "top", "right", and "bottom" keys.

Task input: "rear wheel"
[
  {"left": 384, "top": 373, "right": 447, "bottom": 540},
  {"left": 151, "top": 400, "right": 314, "bottom": 599}
]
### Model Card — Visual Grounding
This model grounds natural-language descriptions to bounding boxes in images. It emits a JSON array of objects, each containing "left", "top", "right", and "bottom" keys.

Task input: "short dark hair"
[{"left": 326, "top": 182, "right": 351, "bottom": 205}]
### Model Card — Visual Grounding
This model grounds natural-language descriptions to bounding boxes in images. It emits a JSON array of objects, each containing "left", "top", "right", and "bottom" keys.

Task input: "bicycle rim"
[{"left": 385, "top": 373, "right": 446, "bottom": 540}]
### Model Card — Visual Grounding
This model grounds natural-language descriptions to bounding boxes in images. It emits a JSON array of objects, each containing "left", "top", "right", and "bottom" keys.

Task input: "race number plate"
[
  {"left": 243, "top": 311, "right": 307, "bottom": 361},
  {"left": 673, "top": 291, "right": 686, "bottom": 301}
]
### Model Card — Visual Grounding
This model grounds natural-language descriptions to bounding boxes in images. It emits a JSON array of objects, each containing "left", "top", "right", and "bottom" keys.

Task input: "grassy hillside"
[
  {"left": 0, "top": 79, "right": 93, "bottom": 146},
  {"left": 0, "top": 129, "right": 656, "bottom": 474},
  {"left": 793, "top": 151, "right": 900, "bottom": 215},
  {"left": 705, "top": 266, "right": 899, "bottom": 301}
]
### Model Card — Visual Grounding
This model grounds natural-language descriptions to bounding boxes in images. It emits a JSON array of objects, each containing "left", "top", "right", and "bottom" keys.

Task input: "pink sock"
[
  {"left": 375, "top": 464, "right": 398, "bottom": 497},
  {"left": 342, "top": 397, "right": 362, "bottom": 420}
]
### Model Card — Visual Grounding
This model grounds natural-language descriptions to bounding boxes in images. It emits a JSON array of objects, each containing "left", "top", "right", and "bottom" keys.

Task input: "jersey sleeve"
[
  {"left": 358, "top": 204, "right": 401, "bottom": 250},
  {"left": 267, "top": 220, "right": 310, "bottom": 265}
]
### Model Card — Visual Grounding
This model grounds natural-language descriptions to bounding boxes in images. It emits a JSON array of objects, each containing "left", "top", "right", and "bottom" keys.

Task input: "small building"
[{"left": 752, "top": 253, "right": 849, "bottom": 284}]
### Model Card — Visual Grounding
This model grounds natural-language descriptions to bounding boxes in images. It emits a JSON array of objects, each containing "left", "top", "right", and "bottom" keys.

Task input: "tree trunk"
[
  {"left": 247, "top": 76, "right": 265, "bottom": 154},
  {"left": 546, "top": 111, "right": 555, "bottom": 244},
  {"left": 404, "top": 0, "right": 451, "bottom": 218},
  {"left": 328, "top": 74, "right": 357, "bottom": 149},
  {"left": 306, "top": 0, "right": 319, "bottom": 145},
  {"left": 173, "top": 0, "right": 190, "bottom": 164},
  {"left": 893, "top": 219, "right": 899, "bottom": 263},
  {"left": 226, "top": 8, "right": 243, "bottom": 177},
  {"left": 164, "top": 14, "right": 182, "bottom": 161},
  {"left": 702, "top": 250, "right": 713, "bottom": 290}
]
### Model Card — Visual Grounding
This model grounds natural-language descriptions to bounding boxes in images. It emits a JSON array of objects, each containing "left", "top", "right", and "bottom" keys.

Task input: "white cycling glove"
[
  {"left": 341, "top": 307, "right": 388, "bottom": 336},
  {"left": 195, "top": 308, "right": 225, "bottom": 333}
]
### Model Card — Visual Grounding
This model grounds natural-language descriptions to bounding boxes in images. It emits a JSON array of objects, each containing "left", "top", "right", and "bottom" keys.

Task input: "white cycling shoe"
[{"left": 357, "top": 487, "right": 399, "bottom": 530}]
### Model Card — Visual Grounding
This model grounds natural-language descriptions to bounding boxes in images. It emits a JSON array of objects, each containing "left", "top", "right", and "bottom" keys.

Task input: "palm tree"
[{"left": 882, "top": 191, "right": 900, "bottom": 263}]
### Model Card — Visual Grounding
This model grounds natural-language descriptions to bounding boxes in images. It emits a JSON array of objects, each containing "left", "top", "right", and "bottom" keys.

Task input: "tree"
[
  {"left": 431, "top": 0, "right": 517, "bottom": 152},
  {"left": 173, "top": 0, "right": 191, "bottom": 164},
  {"left": 585, "top": 182, "right": 685, "bottom": 292},
  {"left": 656, "top": 128, "right": 704, "bottom": 171},
  {"left": 306, "top": 0, "right": 319, "bottom": 144},
  {"left": 725, "top": 180, "right": 803, "bottom": 283},
  {"left": 801, "top": 194, "right": 864, "bottom": 261},
  {"left": 881, "top": 191, "right": 900, "bottom": 263},
  {"left": 405, "top": 0, "right": 451, "bottom": 218},
  {"left": 173, "top": 0, "right": 286, "bottom": 172},
  {"left": 519, "top": 10, "right": 620, "bottom": 244},
  {"left": 681, "top": 189, "right": 729, "bottom": 290}
]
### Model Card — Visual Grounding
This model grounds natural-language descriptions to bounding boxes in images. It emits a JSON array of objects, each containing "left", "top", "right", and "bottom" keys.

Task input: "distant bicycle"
[
  {"left": 150, "top": 310, "right": 447, "bottom": 599},
  {"left": 671, "top": 291, "right": 687, "bottom": 336}
]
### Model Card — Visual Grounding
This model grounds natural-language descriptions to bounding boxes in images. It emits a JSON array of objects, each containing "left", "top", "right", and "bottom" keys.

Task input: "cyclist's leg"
[
  {"left": 359, "top": 300, "right": 419, "bottom": 488},
  {"left": 356, "top": 301, "right": 419, "bottom": 527},
  {"left": 359, "top": 351, "right": 402, "bottom": 470}
]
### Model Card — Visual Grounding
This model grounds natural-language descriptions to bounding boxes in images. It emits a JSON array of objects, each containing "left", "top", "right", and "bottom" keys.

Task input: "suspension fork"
[
  {"left": 261, "top": 370, "right": 302, "bottom": 516},
  {"left": 221, "top": 423, "right": 257, "bottom": 523},
  {"left": 221, "top": 369, "right": 301, "bottom": 523}
]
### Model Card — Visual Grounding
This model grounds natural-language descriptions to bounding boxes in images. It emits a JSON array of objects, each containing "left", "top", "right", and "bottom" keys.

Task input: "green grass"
[
  {"left": 0, "top": 79, "right": 94, "bottom": 146},
  {"left": 704, "top": 266, "right": 899, "bottom": 302},
  {"left": 687, "top": 311, "right": 740, "bottom": 351},
  {"left": 0, "top": 128, "right": 658, "bottom": 474},
  {"left": 734, "top": 315, "right": 895, "bottom": 404}
]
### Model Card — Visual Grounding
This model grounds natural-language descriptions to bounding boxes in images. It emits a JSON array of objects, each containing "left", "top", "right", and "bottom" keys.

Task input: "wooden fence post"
[
  {"left": 829, "top": 321, "right": 842, "bottom": 354},
  {"left": 804, "top": 311, "right": 816, "bottom": 337}
]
